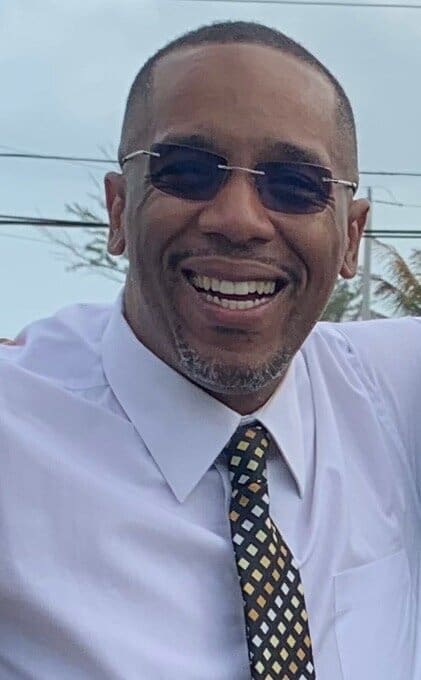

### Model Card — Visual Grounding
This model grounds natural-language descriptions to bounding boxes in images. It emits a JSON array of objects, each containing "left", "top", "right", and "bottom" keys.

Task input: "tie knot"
[{"left": 224, "top": 422, "right": 270, "bottom": 486}]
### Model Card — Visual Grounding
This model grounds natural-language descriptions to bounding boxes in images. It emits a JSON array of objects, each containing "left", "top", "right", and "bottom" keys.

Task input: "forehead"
[{"left": 149, "top": 43, "right": 337, "bottom": 165}]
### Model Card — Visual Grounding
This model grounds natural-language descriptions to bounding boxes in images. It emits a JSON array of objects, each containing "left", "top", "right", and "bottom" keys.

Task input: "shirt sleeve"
[{"left": 335, "top": 316, "right": 421, "bottom": 502}]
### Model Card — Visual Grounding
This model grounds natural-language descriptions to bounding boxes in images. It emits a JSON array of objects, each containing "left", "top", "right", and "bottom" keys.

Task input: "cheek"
[
  {"left": 280, "top": 210, "right": 343, "bottom": 290},
  {"left": 126, "top": 192, "right": 199, "bottom": 293}
]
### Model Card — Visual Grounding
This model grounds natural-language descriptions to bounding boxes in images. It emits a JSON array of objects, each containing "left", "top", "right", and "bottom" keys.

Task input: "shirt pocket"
[{"left": 333, "top": 549, "right": 412, "bottom": 680}]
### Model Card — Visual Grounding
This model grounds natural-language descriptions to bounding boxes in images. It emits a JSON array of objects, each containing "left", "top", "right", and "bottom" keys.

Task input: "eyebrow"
[
  {"left": 157, "top": 132, "right": 225, "bottom": 155},
  {"left": 261, "top": 140, "right": 327, "bottom": 167},
  {"left": 155, "top": 132, "right": 327, "bottom": 167}
]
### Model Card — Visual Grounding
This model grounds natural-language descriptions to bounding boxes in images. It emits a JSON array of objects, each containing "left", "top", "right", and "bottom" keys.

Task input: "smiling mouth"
[{"left": 183, "top": 269, "right": 288, "bottom": 310}]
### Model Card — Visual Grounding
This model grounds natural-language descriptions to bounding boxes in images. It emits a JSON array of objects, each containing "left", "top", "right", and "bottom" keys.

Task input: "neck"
[
  {"left": 204, "top": 377, "right": 284, "bottom": 415},
  {"left": 123, "top": 283, "right": 288, "bottom": 416}
]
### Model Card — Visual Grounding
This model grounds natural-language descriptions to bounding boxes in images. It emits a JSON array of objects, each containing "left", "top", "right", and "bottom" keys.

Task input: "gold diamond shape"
[
  {"left": 287, "top": 635, "right": 296, "bottom": 648},
  {"left": 237, "top": 440, "right": 249, "bottom": 451},
  {"left": 256, "top": 530, "right": 267, "bottom": 542},
  {"left": 270, "top": 635, "right": 279, "bottom": 647},
  {"left": 247, "top": 544, "right": 258, "bottom": 556},
  {"left": 239, "top": 495, "right": 249, "bottom": 507},
  {"left": 272, "top": 661, "right": 281, "bottom": 673},
  {"left": 249, "top": 482, "right": 262, "bottom": 493},
  {"left": 280, "top": 648, "right": 289, "bottom": 660},
  {"left": 248, "top": 608, "right": 259, "bottom": 621},
  {"left": 260, "top": 555, "right": 270, "bottom": 568},
  {"left": 289, "top": 661, "right": 298, "bottom": 673},
  {"left": 257, "top": 595, "right": 267, "bottom": 608},
  {"left": 264, "top": 582, "right": 274, "bottom": 595},
  {"left": 247, "top": 459, "right": 258, "bottom": 471},
  {"left": 252, "top": 569, "right": 263, "bottom": 582},
  {"left": 245, "top": 429, "right": 256, "bottom": 439},
  {"left": 238, "top": 558, "right": 250, "bottom": 570},
  {"left": 294, "top": 622, "right": 303, "bottom": 634},
  {"left": 284, "top": 609, "right": 293, "bottom": 621},
  {"left": 244, "top": 582, "right": 255, "bottom": 595}
]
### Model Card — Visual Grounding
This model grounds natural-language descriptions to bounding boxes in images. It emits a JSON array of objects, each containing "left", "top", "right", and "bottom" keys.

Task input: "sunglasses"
[{"left": 122, "top": 143, "right": 357, "bottom": 215}]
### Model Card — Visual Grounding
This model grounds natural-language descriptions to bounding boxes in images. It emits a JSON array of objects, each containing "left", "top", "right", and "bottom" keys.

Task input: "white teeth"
[
  {"left": 234, "top": 281, "right": 250, "bottom": 295},
  {"left": 191, "top": 275, "right": 278, "bottom": 295},
  {"left": 203, "top": 294, "right": 271, "bottom": 310},
  {"left": 220, "top": 280, "right": 235, "bottom": 294}
]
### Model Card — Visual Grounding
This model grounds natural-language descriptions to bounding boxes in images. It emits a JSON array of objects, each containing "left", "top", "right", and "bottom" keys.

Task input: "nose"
[{"left": 197, "top": 169, "right": 276, "bottom": 246}]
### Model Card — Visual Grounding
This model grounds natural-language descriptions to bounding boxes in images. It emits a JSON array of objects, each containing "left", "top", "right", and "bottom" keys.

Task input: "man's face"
[{"left": 106, "top": 43, "right": 368, "bottom": 406}]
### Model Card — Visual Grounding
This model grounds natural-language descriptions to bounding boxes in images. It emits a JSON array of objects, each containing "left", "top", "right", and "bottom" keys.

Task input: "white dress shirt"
[{"left": 0, "top": 288, "right": 420, "bottom": 680}]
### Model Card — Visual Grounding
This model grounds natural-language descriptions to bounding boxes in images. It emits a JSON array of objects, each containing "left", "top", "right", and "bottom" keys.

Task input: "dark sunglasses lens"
[
  {"left": 148, "top": 144, "right": 225, "bottom": 200},
  {"left": 256, "top": 163, "right": 331, "bottom": 214}
]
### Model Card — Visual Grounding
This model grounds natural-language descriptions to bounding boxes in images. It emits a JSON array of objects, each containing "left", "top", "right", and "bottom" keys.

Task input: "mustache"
[{"left": 167, "top": 248, "right": 301, "bottom": 287}]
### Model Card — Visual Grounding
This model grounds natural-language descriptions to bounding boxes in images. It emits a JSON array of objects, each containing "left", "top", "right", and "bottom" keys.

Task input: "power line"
[
  {"left": 0, "top": 219, "right": 108, "bottom": 228},
  {"left": 0, "top": 152, "right": 116, "bottom": 164},
  {"left": 361, "top": 171, "right": 421, "bottom": 177},
  {"left": 182, "top": 0, "right": 421, "bottom": 8},
  {"left": 373, "top": 199, "right": 421, "bottom": 208},
  {"left": 0, "top": 213, "right": 108, "bottom": 225},
  {"left": 0, "top": 216, "right": 420, "bottom": 238},
  {"left": 1, "top": 151, "right": 421, "bottom": 178}
]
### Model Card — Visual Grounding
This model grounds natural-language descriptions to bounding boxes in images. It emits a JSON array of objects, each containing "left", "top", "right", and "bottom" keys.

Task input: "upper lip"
[{"left": 180, "top": 256, "right": 292, "bottom": 284}]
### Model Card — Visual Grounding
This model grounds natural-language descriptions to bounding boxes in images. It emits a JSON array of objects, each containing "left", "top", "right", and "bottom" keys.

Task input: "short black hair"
[{"left": 118, "top": 20, "right": 358, "bottom": 179}]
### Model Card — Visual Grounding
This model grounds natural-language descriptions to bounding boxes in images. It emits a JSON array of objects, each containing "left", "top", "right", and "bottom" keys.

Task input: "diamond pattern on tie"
[{"left": 224, "top": 423, "right": 316, "bottom": 679}]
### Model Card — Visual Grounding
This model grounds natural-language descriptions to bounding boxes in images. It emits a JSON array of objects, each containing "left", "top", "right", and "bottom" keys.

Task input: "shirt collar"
[{"left": 101, "top": 288, "right": 306, "bottom": 503}]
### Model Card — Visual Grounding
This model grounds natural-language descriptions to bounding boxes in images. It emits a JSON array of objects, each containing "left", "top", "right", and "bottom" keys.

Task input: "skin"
[{"left": 104, "top": 43, "right": 370, "bottom": 415}]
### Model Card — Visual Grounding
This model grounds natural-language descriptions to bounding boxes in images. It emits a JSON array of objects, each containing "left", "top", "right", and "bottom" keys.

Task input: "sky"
[{"left": 1, "top": 0, "right": 420, "bottom": 336}]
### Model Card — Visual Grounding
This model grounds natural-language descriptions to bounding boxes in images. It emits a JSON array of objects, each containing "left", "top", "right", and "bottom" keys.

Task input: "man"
[{"left": 0, "top": 20, "right": 419, "bottom": 680}]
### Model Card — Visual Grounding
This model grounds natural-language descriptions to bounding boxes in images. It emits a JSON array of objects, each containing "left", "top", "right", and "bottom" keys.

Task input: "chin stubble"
[{"left": 173, "top": 323, "right": 293, "bottom": 394}]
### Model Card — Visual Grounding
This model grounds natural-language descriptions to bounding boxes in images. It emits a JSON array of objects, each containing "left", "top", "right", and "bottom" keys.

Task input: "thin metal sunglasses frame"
[{"left": 121, "top": 147, "right": 358, "bottom": 193}]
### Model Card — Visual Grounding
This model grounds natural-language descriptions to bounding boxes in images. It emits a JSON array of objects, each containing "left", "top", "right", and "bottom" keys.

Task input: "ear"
[
  {"left": 104, "top": 172, "right": 126, "bottom": 256},
  {"left": 340, "top": 198, "right": 370, "bottom": 279}
]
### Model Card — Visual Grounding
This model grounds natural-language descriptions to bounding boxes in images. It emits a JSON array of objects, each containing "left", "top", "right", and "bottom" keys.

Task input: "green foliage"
[
  {"left": 39, "top": 199, "right": 128, "bottom": 283},
  {"left": 370, "top": 240, "right": 421, "bottom": 316},
  {"left": 321, "top": 273, "right": 363, "bottom": 322}
]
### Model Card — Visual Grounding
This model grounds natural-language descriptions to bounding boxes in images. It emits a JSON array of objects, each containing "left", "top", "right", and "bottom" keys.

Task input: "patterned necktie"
[{"left": 224, "top": 422, "right": 316, "bottom": 679}]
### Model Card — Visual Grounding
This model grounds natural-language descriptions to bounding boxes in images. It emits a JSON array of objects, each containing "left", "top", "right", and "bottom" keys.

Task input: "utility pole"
[{"left": 361, "top": 186, "right": 373, "bottom": 320}]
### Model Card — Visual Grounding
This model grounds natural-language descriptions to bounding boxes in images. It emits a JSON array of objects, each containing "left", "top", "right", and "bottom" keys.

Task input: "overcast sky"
[{"left": 1, "top": 0, "right": 420, "bottom": 336}]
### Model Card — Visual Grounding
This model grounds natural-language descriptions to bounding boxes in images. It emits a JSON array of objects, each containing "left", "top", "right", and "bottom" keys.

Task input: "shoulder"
[
  {"left": 301, "top": 315, "right": 421, "bottom": 402},
  {"left": 308, "top": 315, "right": 421, "bottom": 367},
  {"left": 321, "top": 316, "right": 421, "bottom": 381},
  {"left": 0, "top": 301, "right": 113, "bottom": 390},
  {"left": 305, "top": 316, "right": 421, "bottom": 450}
]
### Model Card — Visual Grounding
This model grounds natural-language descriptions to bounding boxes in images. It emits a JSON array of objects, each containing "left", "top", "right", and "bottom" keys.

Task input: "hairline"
[{"left": 118, "top": 26, "right": 358, "bottom": 180}]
